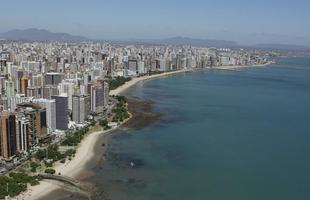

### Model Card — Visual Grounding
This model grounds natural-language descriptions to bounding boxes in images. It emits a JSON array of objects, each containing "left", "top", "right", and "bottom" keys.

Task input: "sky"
[{"left": 1, "top": 0, "right": 310, "bottom": 45}]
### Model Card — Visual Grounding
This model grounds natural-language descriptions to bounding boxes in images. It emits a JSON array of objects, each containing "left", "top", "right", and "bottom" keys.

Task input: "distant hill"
[
  {"left": 253, "top": 43, "right": 310, "bottom": 51},
  {"left": 0, "top": 28, "right": 88, "bottom": 41}
]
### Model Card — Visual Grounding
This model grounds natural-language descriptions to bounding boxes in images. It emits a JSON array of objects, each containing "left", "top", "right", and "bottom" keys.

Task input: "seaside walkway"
[
  {"left": 38, "top": 173, "right": 93, "bottom": 199},
  {"left": 38, "top": 173, "right": 91, "bottom": 200},
  {"left": 39, "top": 173, "right": 81, "bottom": 186}
]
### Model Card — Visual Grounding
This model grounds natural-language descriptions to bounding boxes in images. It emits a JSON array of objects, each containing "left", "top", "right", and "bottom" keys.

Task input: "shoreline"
[
  {"left": 212, "top": 61, "right": 273, "bottom": 70},
  {"left": 11, "top": 129, "right": 114, "bottom": 200},
  {"left": 12, "top": 63, "right": 272, "bottom": 200},
  {"left": 109, "top": 68, "right": 193, "bottom": 96},
  {"left": 11, "top": 69, "right": 192, "bottom": 200},
  {"left": 110, "top": 62, "right": 273, "bottom": 96}
]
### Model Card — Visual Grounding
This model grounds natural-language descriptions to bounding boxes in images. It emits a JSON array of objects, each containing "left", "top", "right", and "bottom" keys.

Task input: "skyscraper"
[
  {"left": 32, "top": 99, "right": 56, "bottom": 133},
  {"left": 58, "top": 81, "right": 75, "bottom": 110},
  {"left": 103, "top": 81, "right": 109, "bottom": 107},
  {"left": 91, "top": 84, "right": 104, "bottom": 114},
  {"left": 16, "top": 116, "right": 30, "bottom": 153},
  {"left": 42, "top": 85, "right": 58, "bottom": 99},
  {"left": 72, "top": 95, "right": 91, "bottom": 124},
  {"left": 52, "top": 95, "right": 68, "bottom": 130},
  {"left": 0, "top": 112, "right": 17, "bottom": 160},
  {"left": 4, "top": 80, "right": 14, "bottom": 97},
  {"left": 44, "top": 73, "right": 63, "bottom": 86},
  {"left": 16, "top": 103, "right": 47, "bottom": 143},
  {"left": 20, "top": 76, "right": 29, "bottom": 96}
]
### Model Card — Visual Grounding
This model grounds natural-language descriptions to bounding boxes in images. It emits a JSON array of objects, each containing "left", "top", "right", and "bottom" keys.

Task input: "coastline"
[
  {"left": 109, "top": 69, "right": 192, "bottom": 96},
  {"left": 11, "top": 128, "right": 115, "bottom": 200},
  {"left": 213, "top": 61, "right": 273, "bottom": 70},
  {"left": 11, "top": 69, "right": 192, "bottom": 200},
  {"left": 110, "top": 61, "right": 273, "bottom": 97},
  {"left": 12, "top": 63, "right": 272, "bottom": 200}
]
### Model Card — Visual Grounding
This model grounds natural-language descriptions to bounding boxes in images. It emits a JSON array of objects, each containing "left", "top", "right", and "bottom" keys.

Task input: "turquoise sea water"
[
  {"left": 49, "top": 57, "right": 310, "bottom": 200},
  {"left": 96, "top": 57, "right": 310, "bottom": 200}
]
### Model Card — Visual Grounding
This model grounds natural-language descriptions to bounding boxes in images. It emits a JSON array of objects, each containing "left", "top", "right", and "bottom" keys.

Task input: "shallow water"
[{"left": 45, "top": 57, "right": 310, "bottom": 200}]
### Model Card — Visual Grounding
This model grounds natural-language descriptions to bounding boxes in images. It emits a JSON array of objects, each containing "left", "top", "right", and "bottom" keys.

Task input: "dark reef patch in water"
[
  {"left": 107, "top": 151, "right": 145, "bottom": 169},
  {"left": 124, "top": 97, "right": 163, "bottom": 130}
]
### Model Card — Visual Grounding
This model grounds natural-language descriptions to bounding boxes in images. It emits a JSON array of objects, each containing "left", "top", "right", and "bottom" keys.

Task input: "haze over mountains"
[
  {"left": 0, "top": 28, "right": 87, "bottom": 41},
  {"left": 0, "top": 28, "right": 309, "bottom": 51}
]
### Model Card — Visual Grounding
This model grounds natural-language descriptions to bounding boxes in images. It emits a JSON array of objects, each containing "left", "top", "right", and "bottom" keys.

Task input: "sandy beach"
[
  {"left": 109, "top": 69, "right": 192, "bottom": 96},
  {"left": 213, "top": 61, "right": 273, "bottom": 70},
  {"left": 111, "top": 63, "right": 274, "bottom": 96},
  {"left": 10, "top": 129, "right": 113, "bottom": 200},
  {"left": 110, "top": 63, "right": 272, "bottom": 97}
]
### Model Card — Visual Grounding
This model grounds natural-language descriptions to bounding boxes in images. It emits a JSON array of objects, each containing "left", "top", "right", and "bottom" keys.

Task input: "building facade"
[
  {"left": 72, "top": 95, "right": 91, "bottom": 124},
  {"left": 52, "top": 95, "right": 68, "bottom": 130},
  {"left": 0, "top": 112, "right": 17, "bottom": 160}
]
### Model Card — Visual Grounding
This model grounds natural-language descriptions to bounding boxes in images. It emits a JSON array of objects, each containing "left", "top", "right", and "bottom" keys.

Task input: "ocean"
[{"left": 45, "top": 57, "right": 310, "bottom": 200}]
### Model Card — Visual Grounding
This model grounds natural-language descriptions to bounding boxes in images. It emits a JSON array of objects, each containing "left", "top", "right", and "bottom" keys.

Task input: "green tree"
[{"left": 44, "top": 168, "right": 56, "bottom": 174}]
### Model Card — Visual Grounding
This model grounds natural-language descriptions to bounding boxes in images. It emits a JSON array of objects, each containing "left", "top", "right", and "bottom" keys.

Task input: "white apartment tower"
[
  {"left": 32, "top": 99, "right": 56, "bottom": 134},
  {"left": 72, "top": 95, "right": 90, "bottom": 124}
]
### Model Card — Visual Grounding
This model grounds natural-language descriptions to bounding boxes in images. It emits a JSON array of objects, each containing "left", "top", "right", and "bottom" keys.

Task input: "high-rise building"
[
  {"left": 0, "top": 112, "right": 17, "bottom": 160},
  {"left": 83, "top": 73, "right": 91, "bottom": 85},
  {"left": 16, "top": 103, "right": 47, "bottom": 142},
  {"left": 16, "top": 116, "right": 30, "bottom": 152},
  {"left": 30, "top": 74, "right": 43, "bottom": 87},
  {"left": 58, "top": 81, "right": 75, "bottom": 110},
  {"left": 20, "top": 76, "right": 29, "bottom": 95},
  {"left": 27, "top": 87, "right": 42, "bottom": 98},
  {"left": 15, "top": 70, "right": 24, "bottom": 92},
  {"left": 32, "top": 99, "right": 56, "bottom": 133},
  {"left": 4, "top": 80, "right": 14, "bottom": 97},
  {"left": 44, "top": 73, "right": 63, "bottom": 86},
  {"left": 0, "top": 76, "right": 6, "bottom": 94},
  {"left": 91, "top": 84, "right": 104, "bottom": 114},
  {"left": 128, "top": 59, "right": 138, "bottom": 75},
  {"left": 35, "top": 109, "right": 47, "bottom": 139},
  {"left": 72, "top": 95, "right": 91, "bottom": 124},
  {"left": 42, "top": 85, "right": 58, "bottom": 99},
  {"left": 52, "top": 95, "right": 68, "bottom": 130},
  {"left": 103, "top": 81, "right": 109, "bottom": 107},
  {"left": 138, "top": 61, "right": 145, "bottom": 74}
]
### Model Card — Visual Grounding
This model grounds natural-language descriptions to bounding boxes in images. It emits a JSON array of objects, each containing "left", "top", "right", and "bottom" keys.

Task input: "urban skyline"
[
  {"left": 0, "top": 1, "right": 309, "bottom": 199},
  {"left": 0, "top": 41, "right": 271, "bottom": 161}
]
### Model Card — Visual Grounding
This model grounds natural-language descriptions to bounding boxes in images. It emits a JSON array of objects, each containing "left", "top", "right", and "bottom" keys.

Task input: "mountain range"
[
  {"left": 0, "top": 28, "right": 309, "bottom": 51},
  {"left": 0, "top": 28, "right": 87, "bottom": 41}
]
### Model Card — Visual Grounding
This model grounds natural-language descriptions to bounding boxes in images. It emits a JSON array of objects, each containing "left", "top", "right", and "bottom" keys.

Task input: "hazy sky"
[{"left": 1, "top": 0, "right": 309, "bottom": 45}]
